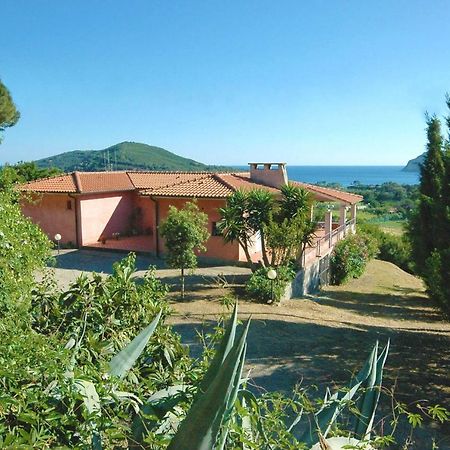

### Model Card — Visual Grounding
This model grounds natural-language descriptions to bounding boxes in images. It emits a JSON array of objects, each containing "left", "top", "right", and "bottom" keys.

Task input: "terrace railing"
[{"left": 301, "top": 218, "right": 356, "bottom": 268}]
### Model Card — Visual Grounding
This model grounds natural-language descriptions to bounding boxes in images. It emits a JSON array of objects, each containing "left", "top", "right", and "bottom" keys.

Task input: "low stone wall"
[{"left": 289, "top": 254, "right": 331, "bottom": 297}]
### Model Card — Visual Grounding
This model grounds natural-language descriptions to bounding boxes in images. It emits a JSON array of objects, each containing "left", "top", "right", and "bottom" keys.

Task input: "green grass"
[{"left": 378, "top": 220, "right": 406, "bottom": 236}]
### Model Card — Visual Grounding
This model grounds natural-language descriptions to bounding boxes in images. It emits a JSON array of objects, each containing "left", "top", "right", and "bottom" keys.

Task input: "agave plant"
[
  {"left": 299, "top": 340, "right": 390, "bottom": 447},
  {"left": 66, "top": 302, "right": 388, "bottom": 450},
  {"left": 167, "top": 303, "right": 250, "bottom": 450}
]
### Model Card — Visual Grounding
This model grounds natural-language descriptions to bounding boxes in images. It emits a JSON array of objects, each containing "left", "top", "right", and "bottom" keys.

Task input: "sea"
[{"left": 237, "top": 166, "right": 419, "bottom": 187}]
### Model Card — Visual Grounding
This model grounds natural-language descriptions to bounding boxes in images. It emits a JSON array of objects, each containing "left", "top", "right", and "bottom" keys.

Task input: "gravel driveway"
[{"left": 46, "top": 249, "right": 250, "bottom": 291}]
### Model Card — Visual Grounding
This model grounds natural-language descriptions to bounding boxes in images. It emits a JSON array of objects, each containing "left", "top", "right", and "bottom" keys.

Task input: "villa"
[{"left": 19, "top": 163, "right": 362, "bottom": 268}]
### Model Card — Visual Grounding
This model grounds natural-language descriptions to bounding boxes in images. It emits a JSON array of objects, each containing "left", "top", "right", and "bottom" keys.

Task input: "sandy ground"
[
  {"left": 47, "top": 248, "right": 250, "bottom": 290},
  {"left": 47, "top": 250, "right": 450, "bottom": 448},
  {"left": 166, "top": 260, "right": 450, "bottom": 448}
]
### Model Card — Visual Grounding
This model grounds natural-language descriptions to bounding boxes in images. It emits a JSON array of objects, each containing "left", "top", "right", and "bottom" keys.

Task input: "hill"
[
  {"left": 402, "top": 152, "right": 425, "bottom": 172},
  {"left": 35, "top": 141, "right": 229, "bottom": 172}
]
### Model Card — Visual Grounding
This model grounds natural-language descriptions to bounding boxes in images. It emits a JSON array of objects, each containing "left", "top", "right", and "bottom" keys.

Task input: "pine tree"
[
  {"left": 408, "top": 115, "right": 445, "bottom": 272},
  {"left": 0, "top": 80, "right": 20, "bottom": 143},
  {"left": 409, "top": 103, "right": 450, "bottom": 314}
]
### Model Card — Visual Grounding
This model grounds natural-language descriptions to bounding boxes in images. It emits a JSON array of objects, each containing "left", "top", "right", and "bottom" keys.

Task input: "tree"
[
  {"left": 218, "top": 185, "right": 316, "bottom": 270},
  {"left": 246, "top": 189, "right": 274, "bottom": 266},
  {"left": 279, "top": 183, "right": 313, "bottom": 221},
  {"left": 0, "top": 79, "right": 20, "bottom": 142},
  {"left": 265, "top": 185, "right": 316, "bottom": 267},
  {"left": 217, "top": 190, "right": 256, "bottom": 271},
  {"left": 408, "top": 115, "right": 445, "bottom": 272},
  {"left": 159, "top": 201, "right": 209, "bottom": 298},
  {"left": 0, "top": 161, "right": 62, "bottom": 190},
  {"left": 408, "top": 103, "right": 450, "bottom": 314}
]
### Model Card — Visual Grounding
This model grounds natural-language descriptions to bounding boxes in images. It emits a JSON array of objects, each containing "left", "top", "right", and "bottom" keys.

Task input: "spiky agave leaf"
[
  {"left": 237, "top": 389, "right": 272, "bottom": 449},
  {"left": 109, "top": 310, "right": 162, "bottom": 378},
  {"left": 196, "top": 301, "right": 238, "bottom": 396},
  {"left": 300, "top": 342, "right": 380, "bottom": 446},
  {"left": 353, "top": 340, "right": 390, "bottom": 439},
  {"left": 167, "top": 319, "right": 250, "bottom": 450},
  {"left": 215, "top": 341, "right": 247, "bottom": 450}
]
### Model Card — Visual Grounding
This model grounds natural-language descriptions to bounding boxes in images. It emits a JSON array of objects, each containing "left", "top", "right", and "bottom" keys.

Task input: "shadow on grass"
[
  {"left": 314, "top": 290, "right": 442, "bottom": 323},
  {"left": 171, "top": 317, "right": 450, "bottom": 447}
]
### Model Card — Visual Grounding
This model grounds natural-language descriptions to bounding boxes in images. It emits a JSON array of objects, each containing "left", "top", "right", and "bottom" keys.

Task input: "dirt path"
[
  {"left": 48, "top": 252, "right": 449, "bottom": 447},
  {"left": 168, "top": 260, "right": 450, "bottom": 448}
]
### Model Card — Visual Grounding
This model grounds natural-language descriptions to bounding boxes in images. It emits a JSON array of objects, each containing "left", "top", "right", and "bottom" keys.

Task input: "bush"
[
  {"left": 0, "top": 191, "right": 52, "bottom": 312},
  {"left": 330, "top": 232, "right": 378, "bottom": 285},
  {"left": 359, "top": 223, "right": 414, "bottom": 274},
  {"left": 2, "top": 255, "right": 201, "bottom": 448},
  {"left": 246, "top": 265, "right": 296, "bottom": 302}
]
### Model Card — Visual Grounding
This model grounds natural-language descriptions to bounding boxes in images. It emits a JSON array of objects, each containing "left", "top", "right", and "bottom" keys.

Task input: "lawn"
[
  {"left": 49, "top": 252, "right": 450, "bottom": 447},
  {"left": 378, "top": 220, "right": 406, "bottom": 236},
  {"left": 168, "top": 260, "right": 450, "bottom": 448}
]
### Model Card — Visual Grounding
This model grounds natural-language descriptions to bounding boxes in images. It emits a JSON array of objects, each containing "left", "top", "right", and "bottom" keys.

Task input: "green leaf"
[
  {"left": 132, "top": 385, "right": 189, "bottom": 443},
  {"left": 353, "top": 340, "right": 390, "bottom": 438},
  {"left": 168, "top": 319, "right": 250, "bottom": 450},
  {"left": 74, "top": 379, "right": 100, "bottom": 416},
  {"left": 109, "top": 310, "right": 162, "bottom": 378},
  {"left": 300, "top": 341, "right": 380, "bottom": 446},
  {"left": 73, "top": 379, "right": 102, "bottom": 449},
  {"left": 196, "top": 301, "right": 238, "bottom": 396}
]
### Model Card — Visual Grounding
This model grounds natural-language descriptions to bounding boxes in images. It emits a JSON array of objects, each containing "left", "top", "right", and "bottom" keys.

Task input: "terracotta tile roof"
[
  {"left": 18, "top": 170, "right": 362, "bottom": 203},
  {"left": 216, "top": 173, "right": 281, "bottom": 194},
  {"left": 76, "top": 171, "right": 134, "bottom": 193},
  {"left": 292, "top": 181, "right": 363, "bottom": 204},
  {"left": 19, "top": 171, "right": 134, "bottom": 194},
  {"left": 141, "top": 173, "right": 233, "bottom": 198},
  {"left": 128, "top": 171, "right": 210, "bottom": 190},
  {"left": 19, "top": 174, "right": 78, "bottom": 193}
]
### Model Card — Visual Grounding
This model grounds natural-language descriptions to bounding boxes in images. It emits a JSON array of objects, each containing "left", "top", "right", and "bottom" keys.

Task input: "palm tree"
[
  {"left": 279, "top": 183, "right": 313, "bottom": 221},
  {"left": 217, "top": 190, "right": 256, "bottom": 270},
  {"left": 246, "top": 189, "right": 274, "bottom": 266}
]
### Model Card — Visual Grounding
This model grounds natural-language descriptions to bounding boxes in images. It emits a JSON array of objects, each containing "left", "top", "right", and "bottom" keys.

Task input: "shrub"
[
  {"left": 245, "top": 265, "right": 296, "bottom": 302},
  {"left": 359, "top": 223, "right": 414, "bottom": 274},
  {"left": 330, "top": 232, "right": 378, "bottom": 285},
  {"left": 2, "top": 256, "right": 202, "bottom": 448},
  {"left": 0, "top": 191, "right": 52, "bottom": 313}
]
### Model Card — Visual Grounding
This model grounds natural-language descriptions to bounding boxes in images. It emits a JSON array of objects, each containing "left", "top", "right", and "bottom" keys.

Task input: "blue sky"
[{"left": 1, "top": 0, "right": 450, "bottom": 165}]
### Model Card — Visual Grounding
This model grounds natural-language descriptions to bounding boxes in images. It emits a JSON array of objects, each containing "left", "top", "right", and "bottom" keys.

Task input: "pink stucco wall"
[
  {"left": 154, "top": 198, "right": 241, "bottom": 262},
  {"left": 21, "top": 190, "right": 259, "bottom": 264},
  {"left": 134, "top": 196, "right": 157, "bottom": 251},
  {"left": 21, "top": 193, "right": 77, "bottom": 245},
  {"left": 78, "top": 192, "right": 136, "bottom": 245}
]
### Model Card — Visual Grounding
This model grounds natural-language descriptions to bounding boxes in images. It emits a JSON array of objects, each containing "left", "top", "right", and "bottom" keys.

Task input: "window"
[
  {"left": 211, "top": 222, "right": 221, "bottom": 236},
  {"left": 66, "top": 200, "right": 72, "bottom": 210}
]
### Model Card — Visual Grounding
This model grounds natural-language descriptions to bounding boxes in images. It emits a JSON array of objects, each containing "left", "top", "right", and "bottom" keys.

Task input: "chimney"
[{"left": 248, "top": 163, "right": 288, "bottom": 188}]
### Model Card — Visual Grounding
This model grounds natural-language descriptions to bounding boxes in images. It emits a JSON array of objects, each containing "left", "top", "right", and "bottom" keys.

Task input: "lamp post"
[
  {"left": 267, "top": 268, "right": 277, "bottom": 304},
  {"left": 54, "top": 233, "right": 62, "bottom": 255}
]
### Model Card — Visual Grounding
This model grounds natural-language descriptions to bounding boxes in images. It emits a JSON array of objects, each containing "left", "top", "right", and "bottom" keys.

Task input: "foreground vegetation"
[{"left": 1, "top": 189, "right": 448, "bottom": 448}]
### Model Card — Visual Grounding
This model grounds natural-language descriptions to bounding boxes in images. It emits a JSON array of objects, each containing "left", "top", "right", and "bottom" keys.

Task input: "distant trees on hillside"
[{"left": 0, "top": 161, "right": 62, "bottom": 190}]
